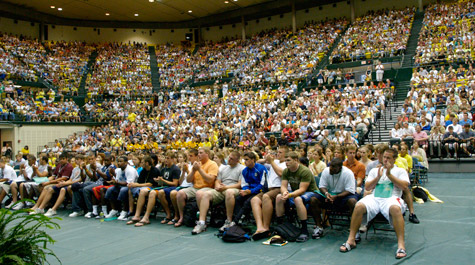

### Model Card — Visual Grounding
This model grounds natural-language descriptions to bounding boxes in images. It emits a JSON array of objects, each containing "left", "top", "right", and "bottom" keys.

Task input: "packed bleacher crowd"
[
  {"left": 396, "top": 1, "right": 475, "bottom": 159},
  {"left": 86, "top": 43, "right": 152, "bottom": 98},
  {"left": 0, "top": 84, "right": 82, "bottom": 122},
  {"left": 0, "top": 33, "right": 44, "bottom": 82},
  {"left": 330, "top": 7, "right": 414, "bottom": 64},
  {"left": 43, "top": 41, "right": 95, "bottom": 96},
  {"left": 0, "top": 33, "right": 97, "bottom": 97},
  {"left": 414, "top": 1, "right": 475, "bottom": 66},
  {"left": 392, "top": 62, "right": 475, "bottom": 158},
  {"left": 156, "top": 44, "right": 195, "bottom": 89}
]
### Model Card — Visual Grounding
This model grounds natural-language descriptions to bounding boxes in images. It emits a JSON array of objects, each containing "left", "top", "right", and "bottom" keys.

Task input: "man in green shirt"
[{"left": 275, "top": 151, "right": 317, "bottom": 242}]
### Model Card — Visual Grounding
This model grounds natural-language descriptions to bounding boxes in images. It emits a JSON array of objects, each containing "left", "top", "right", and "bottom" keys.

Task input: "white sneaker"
[
  {"left": 191, "top": 221, "right": 207, "bottom": 235},
  {"left": 312, "top": 227, "right": 324, "bottom": 239},
  {"left": 219, "top": 220, "right": 235, "bottom": 232},
  {"left": 5, "top": 202, "right": 14, "bottom": 209},
  {"left": 12, "top": 202, "right": 25, "bottom": 210},
  {"left": 44, "top": 209, "right": 57, "bottom": 217},
  {"left": 85, "top": 212, "right": 96, "bottom": 218},
  {"left": 105, "top": 209, "right": 119, "bottom": 219},
  {"left": 117, "top": 211, "right": 128, "bottom": 221},
  {"left": 69, "top": 212, "right": 81, "bottom": 217},
  {"left": 25, "top": 201, "right": 35, "bottom": 207}
]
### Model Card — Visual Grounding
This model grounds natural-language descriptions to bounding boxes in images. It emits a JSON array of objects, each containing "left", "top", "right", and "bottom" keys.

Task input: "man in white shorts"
[{"left": 340, "top": 147, "right": 409, "bottom": 259}]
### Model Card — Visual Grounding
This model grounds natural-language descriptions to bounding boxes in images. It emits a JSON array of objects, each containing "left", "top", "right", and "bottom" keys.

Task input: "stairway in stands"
[
  {"left": 401, "top": 11, "right": 425, "bottom": 68},
  {"left": 148, "top": 45, "right": 160, "bottom": 93},
  {"left": 314, "top": 25, "right": 349, "bottom": 71},
  {"left": 78, "top": 50, "right": 98, "bottom": 96},
  {"left": 368, "top": 100, "right": 403, "bottom": 144}
]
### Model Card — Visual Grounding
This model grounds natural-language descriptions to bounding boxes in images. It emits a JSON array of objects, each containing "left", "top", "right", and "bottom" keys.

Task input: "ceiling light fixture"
[
  {"left": 188, "top": 10, "right": 192, "bottom": 13},
  {"left": 149, "top": 0, "right": 154, "bottom": 2},
  {"left": 225, "top": 1, "right": 229, "bottom": 3},
  {"left": 58, "top": 8, "right": 63, "bottom": 11},
  {"left": 134, "top": 13, "right": 139, "bottom": 16},
  {"left": 50, "top": 6, "right": 55, "bottom": 9},
  {"left": 105, "top": 13, "right": 110, "bottom": 16}
]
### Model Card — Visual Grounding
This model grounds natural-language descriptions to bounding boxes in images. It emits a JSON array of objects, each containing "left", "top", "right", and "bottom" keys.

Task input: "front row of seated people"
[{"left": 0, "top": 144, "right": 414, "bottom": 259}]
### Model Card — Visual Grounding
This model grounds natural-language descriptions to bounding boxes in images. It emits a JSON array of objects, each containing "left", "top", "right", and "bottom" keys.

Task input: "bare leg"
[
  {"left": 134, "top": 189, "right": 150, "bottom": 218},
  {"left": 10, "top": 182, "right": 18, "bottom": 202},
  {"left": 390, "top": 205, "right": 406, "bottom": 251},
  {"left": 170, "top": 190, "right": 179, "bottom": 220},
  {"left": 52, "top": 188, "right": 67, "bottom": 211},
  {"left": 198, "top": 191, "right": 212, "bottom": 222},
  {"left": 225, "top": 189, "right": 236, "bottom": 222},
  {"left": 251, "top": 196, "right": 266, "bottom": 233},
  {"left": 128, "top": 189, "right": 135, "bottom": 213},
  {"left": 341, "top": 202, "right": 367, "bottom": 250},
  {"left": 262, "top": 194, "right": 274, "bottom": 231},
  {"left": 275, "top": 194, "right": 285, "bottom": 217},
  {"left": 0, "top": 190, "right": 6, "bottom": 204},
  {"left": 309, "top": 197, "right": 324, "bottom": 227},
  {"left": 157, "top": 190, "right": 171, "bottom": 219},
  {"left": 176, "top": 190, "right": 187, "bottom": 224},
  {"left": 39, "top": 187, "right": 55, "bottom": 209},
  {"left": 140, "top": 191, "right": 157, "bottom": 223},
  {"left": 294, "top": 197, "right": 307, "bottom": 221}
]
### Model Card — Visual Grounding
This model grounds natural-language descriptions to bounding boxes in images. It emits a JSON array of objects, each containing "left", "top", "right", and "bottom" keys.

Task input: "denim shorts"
[{"left": 288, "top": 191, "right": 318, "bottom": 206}]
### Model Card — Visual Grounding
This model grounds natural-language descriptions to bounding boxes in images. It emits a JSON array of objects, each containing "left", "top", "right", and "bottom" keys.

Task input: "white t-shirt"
[
  {"left": 1, "top": 165, "right": 21, "bottom": 182},
  {"left": 264, "top": 160, "right": 287, "bottom": 188},
  {"left": 366, "top": 166, "right": 409, "bottom": 198},
  {"left": 70, "top": 166, "right": 82, "bottom": 182},
  {"left": 115, "top": 165, "right": 139, "bottom": 184},
  {"left": 319, "top": 166, "right": 356, "bottom": 195}
]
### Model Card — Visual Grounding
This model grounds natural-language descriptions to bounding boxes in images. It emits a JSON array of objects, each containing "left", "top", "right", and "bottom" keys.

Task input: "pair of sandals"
[
  {"left": 126, "top": 218, "right": 150, "bottom": 227},
  {"left": 161, "top": 218, "right": 183, "bottom": 227},
  {"left": 340, "top": 242, "right": 407, "bottom": 259}
]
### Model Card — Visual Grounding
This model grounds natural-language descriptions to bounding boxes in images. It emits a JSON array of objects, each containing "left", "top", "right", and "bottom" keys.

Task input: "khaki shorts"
[
  {"left": 255, "top": 187, "right": 280, "bottom": 202},
  {"left": 0, "top": 182, "right": 12, "bottom": 194},
  {"left": 23, "top": 182, "right": 40, "bottom": 196},
  {"left": 206, "top": 188, "right": 240, "bottom": 205},
  {"left": 181, "top": 186, "right": 213, "bottom": 199}
]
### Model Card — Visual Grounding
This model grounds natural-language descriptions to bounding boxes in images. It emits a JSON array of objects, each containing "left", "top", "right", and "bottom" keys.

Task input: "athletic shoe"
[
  {"left": 355, "top": 232, "right": 361, "bottom": 243},
  {"left": 296, "top": 233, "right": 309, "bottom": 243},
  {"left": 117, "top": 211, "right": 128, "bottom": 221},
  {"left": 69, "top": 212, "right": 81, "bottom": 217},
  {"left": 12, "top": 202, "right": 25, "bottom": 210},
  {"left": 25, "top": 201, "right": 35, "bottom": 208},
  {"left": 105, "top": 209, "right": 119, "bottom": 219},
  {"left": 219, "top": 220, "right": 235, "bottom": 232},
  {"left": 85, "top": 212, "right": 98, "bottom": 219},
  {"left": 359, "top": 224, "right": 367, "bottom": 233},
  {"left": 409, "top": 213, "right": 420, "bottom": 224},
  {"left": 5, "top": 202, "right": 14, "bottom": 209},
  {"left": 192, "top": 222, "right": 207, "bottom": 235},
  {"left": 312, "top": 227, "right": 324, "bottom": 239},
  {"left": 44, "top": 209, "right": 57, "bottom": 217}
]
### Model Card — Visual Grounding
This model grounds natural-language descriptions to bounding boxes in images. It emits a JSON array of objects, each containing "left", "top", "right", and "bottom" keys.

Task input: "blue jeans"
[
  {"left": 71, "top": 181, "right": 93, "bottom": 212},
  {"left": 105, "top": 186, "right": 129, "bottom": 203},
  {"left": 82, "top": 182, "right": 101, "bottom": 212}
]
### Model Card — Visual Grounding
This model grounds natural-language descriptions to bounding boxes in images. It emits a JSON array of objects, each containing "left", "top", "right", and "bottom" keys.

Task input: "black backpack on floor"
[
  {"left": 219, "top": 225, "right": 251, "bottom": 243},
  {"left": 183, "top": 198, "right": 199, "bottom": 227},
  {"left": 274, "top": 221, "right": 301, "bottom": 242},
  {"left": 209, "top": 202, "right": 226, "bottom": 228}
]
